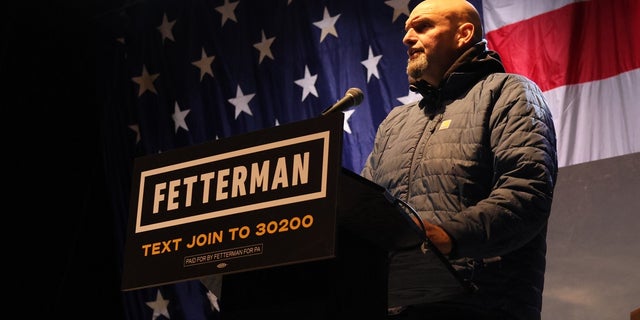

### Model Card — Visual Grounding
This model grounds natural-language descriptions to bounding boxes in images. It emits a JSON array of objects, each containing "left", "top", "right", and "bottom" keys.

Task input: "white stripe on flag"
[
  {"left": 544, "top": 68, "right": 640, "bottom": 167},
  {"left": 482, "top": 0, "right": 583, "bottom": 33}
]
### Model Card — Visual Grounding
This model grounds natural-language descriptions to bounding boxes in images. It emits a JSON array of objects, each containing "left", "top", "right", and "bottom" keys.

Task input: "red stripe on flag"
[{"left": 486, "top": 0, "right": 640, "bottom": 91}]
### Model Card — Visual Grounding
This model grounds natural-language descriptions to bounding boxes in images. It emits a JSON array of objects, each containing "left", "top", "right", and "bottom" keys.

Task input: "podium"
[
  {"left": 121, "top": 113, "right": 469, "bottom": 319},
  {"left": 219, "top": 168, "right": 426, "bottom": 319}
]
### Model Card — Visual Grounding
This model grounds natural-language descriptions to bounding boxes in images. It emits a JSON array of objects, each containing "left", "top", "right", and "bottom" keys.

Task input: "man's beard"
[{"left": 406, "top": 54, "right": 428, "bottom": 80}]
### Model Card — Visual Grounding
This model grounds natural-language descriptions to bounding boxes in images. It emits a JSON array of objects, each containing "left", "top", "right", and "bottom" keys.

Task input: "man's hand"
[
  {"left": 409, "top": 216, "right": 453, "bottom": 254},
  {"left": 423, "top": 221, "right": 453, "bottom": 255}
]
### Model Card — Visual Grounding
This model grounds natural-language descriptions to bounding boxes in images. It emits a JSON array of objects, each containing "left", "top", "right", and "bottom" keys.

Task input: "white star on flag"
[
  {"left": 191, "top": 47, "right": 215, "bottom": 81},
  {"left": 254, "top": 30, "right": 276, "bottom": 64},
  {"left": 397, "top": 90, "right": 422, "bottom": 105},
  {"left": 385, "top": 0, "right": 411, "bottom": 22},
  {"left": 361, "top": 46, "right": 383, "bottom": 82},
  {"left": 312, "top": 7, "right": 340, "bottom": 42},
  {"left": 131, "top": 65, "right": 159, "bottom": 96},
  {"left": 172, "top": 102, "right": 190, "bottom": 132},
  {"left": 157, "top": 13, "right": 176, "bottom": 43},
  {"left": 294, "top": 65, "right": 318, "bottom": 101},
  {"left": 342, "top": 109, "right": 356, "bottom": 134},
  {"left": 216, "top": 0, "right": 239, "bottom": 26},
  {"left": 145, "top": 290, "right": 170, "bottom": 320},
  {"left": 206, "top": 290, "right": 220, "bottom": 312},
  {"left": 228, "top": 85, "right": 255, "bottom": 118},
  {"left": 128, "top": 124, "right": 141, "bottom": 144}
]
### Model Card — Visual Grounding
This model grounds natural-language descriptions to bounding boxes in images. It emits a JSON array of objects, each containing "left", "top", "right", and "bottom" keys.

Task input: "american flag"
[{"left": 96, "top": 0, "right": 639, "bottom": 319}]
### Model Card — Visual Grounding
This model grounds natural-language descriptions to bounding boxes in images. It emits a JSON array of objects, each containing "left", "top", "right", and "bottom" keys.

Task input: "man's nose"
[{"left": 403, "top": 29, "right": 416, "bottom": 46}]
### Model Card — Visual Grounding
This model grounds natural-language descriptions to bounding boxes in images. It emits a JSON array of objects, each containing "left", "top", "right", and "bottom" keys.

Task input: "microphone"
[{"left": 321, "top": 87, "right": 364, "bottom": 116}]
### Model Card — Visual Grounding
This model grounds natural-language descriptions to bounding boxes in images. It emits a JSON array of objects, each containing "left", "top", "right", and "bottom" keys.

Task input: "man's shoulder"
[
  {"left": 481, "top": 73, "right": 544, "bottom": 96},
  {"left": 486, "top": 72, "right": 539, "bottom": 86}
]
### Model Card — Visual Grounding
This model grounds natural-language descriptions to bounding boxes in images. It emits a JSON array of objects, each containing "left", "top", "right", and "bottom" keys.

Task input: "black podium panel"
[{"left": 219, "top": 228, "right": 388, "bottom": 319}]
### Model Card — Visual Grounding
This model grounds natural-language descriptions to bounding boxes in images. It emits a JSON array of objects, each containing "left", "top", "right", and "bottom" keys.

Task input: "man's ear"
[{"left": 456, "top": 22, "right": 474, "bottom": 48}]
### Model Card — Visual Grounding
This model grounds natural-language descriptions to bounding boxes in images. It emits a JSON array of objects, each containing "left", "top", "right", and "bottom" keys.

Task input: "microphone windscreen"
[{"left": 346, "top": 87, "right": 364, "bottom": 106}]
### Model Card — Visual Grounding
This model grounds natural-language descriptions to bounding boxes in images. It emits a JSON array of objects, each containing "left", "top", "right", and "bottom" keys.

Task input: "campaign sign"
[{"left": 121, "top": 114, "right": 344, "bottom": 290}]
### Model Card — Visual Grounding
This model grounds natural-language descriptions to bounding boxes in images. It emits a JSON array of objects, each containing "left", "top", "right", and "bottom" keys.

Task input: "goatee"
[{"left": 406, "top": 54, "right": 427, "bottom": 79}]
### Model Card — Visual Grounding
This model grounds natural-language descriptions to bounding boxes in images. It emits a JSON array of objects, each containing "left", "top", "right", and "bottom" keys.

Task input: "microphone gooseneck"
[{"left": 321, "top": 87, "right": 365, "bottom": 116}]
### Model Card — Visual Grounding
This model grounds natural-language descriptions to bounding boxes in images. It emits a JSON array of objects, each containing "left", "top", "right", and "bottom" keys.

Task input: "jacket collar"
[{"left": 409, "top": 41, "right": 505, "bottom": 111}]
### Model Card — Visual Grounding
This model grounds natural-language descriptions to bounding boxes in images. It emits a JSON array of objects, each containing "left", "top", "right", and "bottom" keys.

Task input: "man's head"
[{"left": 403, "top": 0, "right": 483, "bottom": 86}]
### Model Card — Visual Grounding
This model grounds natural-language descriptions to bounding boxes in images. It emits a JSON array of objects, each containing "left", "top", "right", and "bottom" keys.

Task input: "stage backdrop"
[{"left": 95, "top": 0, "right": 639, "bottom": 319}]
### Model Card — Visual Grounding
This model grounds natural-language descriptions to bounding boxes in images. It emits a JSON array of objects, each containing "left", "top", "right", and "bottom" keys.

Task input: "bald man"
[{"left": 361, "top": 1, "right": 558, "bottom": 319}]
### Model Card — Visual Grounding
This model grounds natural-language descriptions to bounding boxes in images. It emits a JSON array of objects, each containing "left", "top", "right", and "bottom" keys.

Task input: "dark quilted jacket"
[{"left": 361, "top": 42, "right": 558, "bottom": 320}]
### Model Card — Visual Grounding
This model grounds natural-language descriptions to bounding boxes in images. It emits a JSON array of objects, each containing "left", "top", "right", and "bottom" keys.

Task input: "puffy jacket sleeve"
[{"left": 442, "top": 74, "right": 558, "bottom": 259}]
